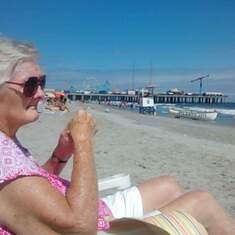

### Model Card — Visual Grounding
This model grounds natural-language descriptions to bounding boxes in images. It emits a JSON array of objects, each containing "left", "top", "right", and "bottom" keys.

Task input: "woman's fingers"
[{"left": 67, "top": 111, "right": 97, "bottom": 141}]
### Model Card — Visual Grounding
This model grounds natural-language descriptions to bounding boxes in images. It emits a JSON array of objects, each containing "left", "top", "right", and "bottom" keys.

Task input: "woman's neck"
[{"left": 0, "top": 120, "right": 17, "bottom": 138}]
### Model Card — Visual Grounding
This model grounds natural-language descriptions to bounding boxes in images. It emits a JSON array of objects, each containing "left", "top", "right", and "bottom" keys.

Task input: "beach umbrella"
[{"left": 55, "top": 92, "right": 65, "bottom": 98}]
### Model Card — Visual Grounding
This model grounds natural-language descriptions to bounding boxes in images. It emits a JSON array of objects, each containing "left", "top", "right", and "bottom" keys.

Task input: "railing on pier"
[{"left": 67, "top": 93, "right": 227, "bottom": 104}]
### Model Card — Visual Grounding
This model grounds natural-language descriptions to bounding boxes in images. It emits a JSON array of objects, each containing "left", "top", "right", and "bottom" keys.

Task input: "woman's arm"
[
  {"left": 0, "top": 111, "right": 98, "bottom": 235},
  {"left": 42, "top": 129, "right": 74, "bottom": 175},
  {"left": 42, "top": 148, "right": 70, "bottom": 175}
]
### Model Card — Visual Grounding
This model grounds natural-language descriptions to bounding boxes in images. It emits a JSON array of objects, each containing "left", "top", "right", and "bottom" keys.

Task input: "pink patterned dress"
[{"left": 0, "top": 131, "right": 112, "bottom": 235}]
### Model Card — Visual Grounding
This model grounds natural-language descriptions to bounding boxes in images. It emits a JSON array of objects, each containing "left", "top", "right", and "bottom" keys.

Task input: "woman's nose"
[{"left": 34, "top": 86, "right": 45, "bottom": 100}]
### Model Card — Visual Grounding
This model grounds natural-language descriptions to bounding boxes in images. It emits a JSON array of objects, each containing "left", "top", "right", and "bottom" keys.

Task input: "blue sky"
[{"left": 1, "top": 0, "right": 235, "bottom": 100}]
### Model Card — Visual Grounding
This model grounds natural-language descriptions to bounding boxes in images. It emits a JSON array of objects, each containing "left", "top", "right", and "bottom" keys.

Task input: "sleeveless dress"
[{"left": 0, "top": 131, "right": 112, "bottom": 234}]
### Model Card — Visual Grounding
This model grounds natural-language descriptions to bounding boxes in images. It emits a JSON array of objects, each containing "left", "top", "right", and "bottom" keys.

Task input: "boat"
[{"left": 168, "top": 107, "right": 218, "bottom": 121}]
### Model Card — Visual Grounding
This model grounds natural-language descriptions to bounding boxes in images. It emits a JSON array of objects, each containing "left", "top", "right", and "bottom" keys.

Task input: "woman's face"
[{"left": 5, "top": 61, "right": 45, "bottom": 126}]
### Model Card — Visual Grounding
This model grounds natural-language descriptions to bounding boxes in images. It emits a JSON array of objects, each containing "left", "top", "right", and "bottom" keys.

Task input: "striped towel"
[{"left": 144, "top": 211, "right": 208, "bottom": 235}]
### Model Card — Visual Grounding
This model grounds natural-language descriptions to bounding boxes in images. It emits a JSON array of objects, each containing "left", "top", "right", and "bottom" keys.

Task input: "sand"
[{"left": 18, "top": 101, "right": 235, "bottom": 216}]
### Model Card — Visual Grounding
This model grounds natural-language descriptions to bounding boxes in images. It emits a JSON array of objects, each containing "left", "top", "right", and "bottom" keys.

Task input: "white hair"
[{"left": 0, "top": 38, "right": 39, "bottom": 84}]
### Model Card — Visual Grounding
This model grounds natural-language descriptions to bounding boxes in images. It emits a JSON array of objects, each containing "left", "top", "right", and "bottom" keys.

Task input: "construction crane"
[{"left": 190, "top": 74, "right": 209, "bottom": 94}]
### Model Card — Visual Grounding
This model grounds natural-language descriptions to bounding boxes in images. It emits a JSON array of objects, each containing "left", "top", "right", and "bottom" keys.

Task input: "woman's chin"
[
  {"left": 25, "top": 110, "right": 40, "bottom": 124},
  {"left": 31, "top": 112, "right": 40, "bottom": 121}
]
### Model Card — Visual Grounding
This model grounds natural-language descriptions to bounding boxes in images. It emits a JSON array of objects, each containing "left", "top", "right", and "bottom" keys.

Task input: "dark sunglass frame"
[{"left": 5, "top": 75, "right": 46, "bottom": 97}]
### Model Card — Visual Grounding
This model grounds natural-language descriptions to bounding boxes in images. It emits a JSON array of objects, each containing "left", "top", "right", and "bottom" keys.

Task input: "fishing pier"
[{"left": 67, "top": 93, "right": 226, "bottom": 104}]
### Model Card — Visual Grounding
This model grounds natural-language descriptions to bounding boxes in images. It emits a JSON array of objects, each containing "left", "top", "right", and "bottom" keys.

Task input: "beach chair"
[{"left": 98, "top": 173, "right": 131, "bottom": 192}]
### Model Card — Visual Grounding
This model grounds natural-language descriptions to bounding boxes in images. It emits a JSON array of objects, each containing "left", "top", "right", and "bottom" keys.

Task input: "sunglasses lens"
[
  {"left": 24, "top": 77, "right": 38, "bottom": 97},
  {"left": 40, "top": 76, "right": 46, "bottom": 90},
  {"left": 23, "top": 75, "right": 46, "bottom": 97}
]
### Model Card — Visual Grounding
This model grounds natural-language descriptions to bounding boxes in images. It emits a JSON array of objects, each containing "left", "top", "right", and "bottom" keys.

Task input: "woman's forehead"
[
  {"left": 13, "top": 61, "right": 43, "bottom": 79},
  {"left": 15, "top": 61, "right": 42, "bottom": 73}
]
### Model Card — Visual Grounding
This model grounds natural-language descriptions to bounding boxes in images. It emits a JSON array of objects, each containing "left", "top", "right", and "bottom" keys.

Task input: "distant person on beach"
[
  {"left": 0, "top": 38, "right": 234, "bottom": 235},
  {"left": 45, "top": 96, "right": 70, "bottom": 112}
]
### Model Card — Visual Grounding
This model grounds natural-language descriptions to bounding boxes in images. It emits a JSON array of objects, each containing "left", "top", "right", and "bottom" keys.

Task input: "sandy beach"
[{"left": 18, "top": 101, "right": 235, "bottom": 216}]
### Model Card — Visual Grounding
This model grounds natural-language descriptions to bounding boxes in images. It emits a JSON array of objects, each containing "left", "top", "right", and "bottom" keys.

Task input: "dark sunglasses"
[{"left": 5, "top": 75, "right": 46, "bottom": 97}]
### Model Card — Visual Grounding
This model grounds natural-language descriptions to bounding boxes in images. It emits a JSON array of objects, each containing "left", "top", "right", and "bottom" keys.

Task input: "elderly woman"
[{"left": 0, "top": 38, "right": 234, "bottom": 235}]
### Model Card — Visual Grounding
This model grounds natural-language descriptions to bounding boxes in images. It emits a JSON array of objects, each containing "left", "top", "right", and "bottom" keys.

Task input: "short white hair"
[{"left": 0, "top": 37, "right": 39, "bottom": 84}]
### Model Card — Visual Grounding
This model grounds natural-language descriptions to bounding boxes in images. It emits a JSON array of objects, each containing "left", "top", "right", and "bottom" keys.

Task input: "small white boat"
[{"left": 169, "top": 107, "right": 218, "bottom": 121}]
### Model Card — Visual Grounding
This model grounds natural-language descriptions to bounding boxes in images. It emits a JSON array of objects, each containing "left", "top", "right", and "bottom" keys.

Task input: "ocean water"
[
  {"left": 100, "top": 101, "right": 235, "bottom": 127},
  {"left": 155, "top": 102, "right": 235, "bottom": 126}
]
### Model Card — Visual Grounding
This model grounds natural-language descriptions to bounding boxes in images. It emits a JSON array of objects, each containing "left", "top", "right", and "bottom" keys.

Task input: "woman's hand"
[
  {"left": 53, "top": 111, "right": 96, "bottom": 161},
  {"left": 53, "top": 128, "right": 74, "bottom": 161},
  {"left": 68, "top": 110, "right": 96, "bottom": 145}
]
